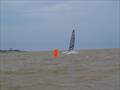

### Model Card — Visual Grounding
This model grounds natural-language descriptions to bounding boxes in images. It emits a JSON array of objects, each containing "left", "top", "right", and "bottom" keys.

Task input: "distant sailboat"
[{"left": 62, "top": 30, "right": 78, "bottom": 54}]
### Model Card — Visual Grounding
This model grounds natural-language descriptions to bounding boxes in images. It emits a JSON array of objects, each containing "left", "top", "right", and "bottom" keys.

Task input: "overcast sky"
[{"left": 0, "top": 0, "right": 120, "bottom": 51}]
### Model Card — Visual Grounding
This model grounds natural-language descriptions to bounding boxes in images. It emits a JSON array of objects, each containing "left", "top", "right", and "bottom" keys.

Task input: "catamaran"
[{"left": 62, "top": 30, "right": 78, "bottom": 54}]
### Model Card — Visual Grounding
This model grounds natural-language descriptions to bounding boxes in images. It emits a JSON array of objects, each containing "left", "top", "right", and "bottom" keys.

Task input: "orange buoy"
[{"left": 53, "top": 48, "right": 59, "bottom": 57}]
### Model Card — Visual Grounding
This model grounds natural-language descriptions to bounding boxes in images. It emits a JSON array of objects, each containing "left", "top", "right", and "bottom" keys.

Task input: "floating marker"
[{"left": 53, "top": 48, "right": 59, "bottom": 57}]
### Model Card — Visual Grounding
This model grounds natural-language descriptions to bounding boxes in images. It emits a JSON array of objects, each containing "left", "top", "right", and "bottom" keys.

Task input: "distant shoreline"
[
  {"left": 0, "top": 48, "right": 119, "bottom": 53},
  {"left": 0, "top": 49, "right": 24, "bottom": 53}
]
